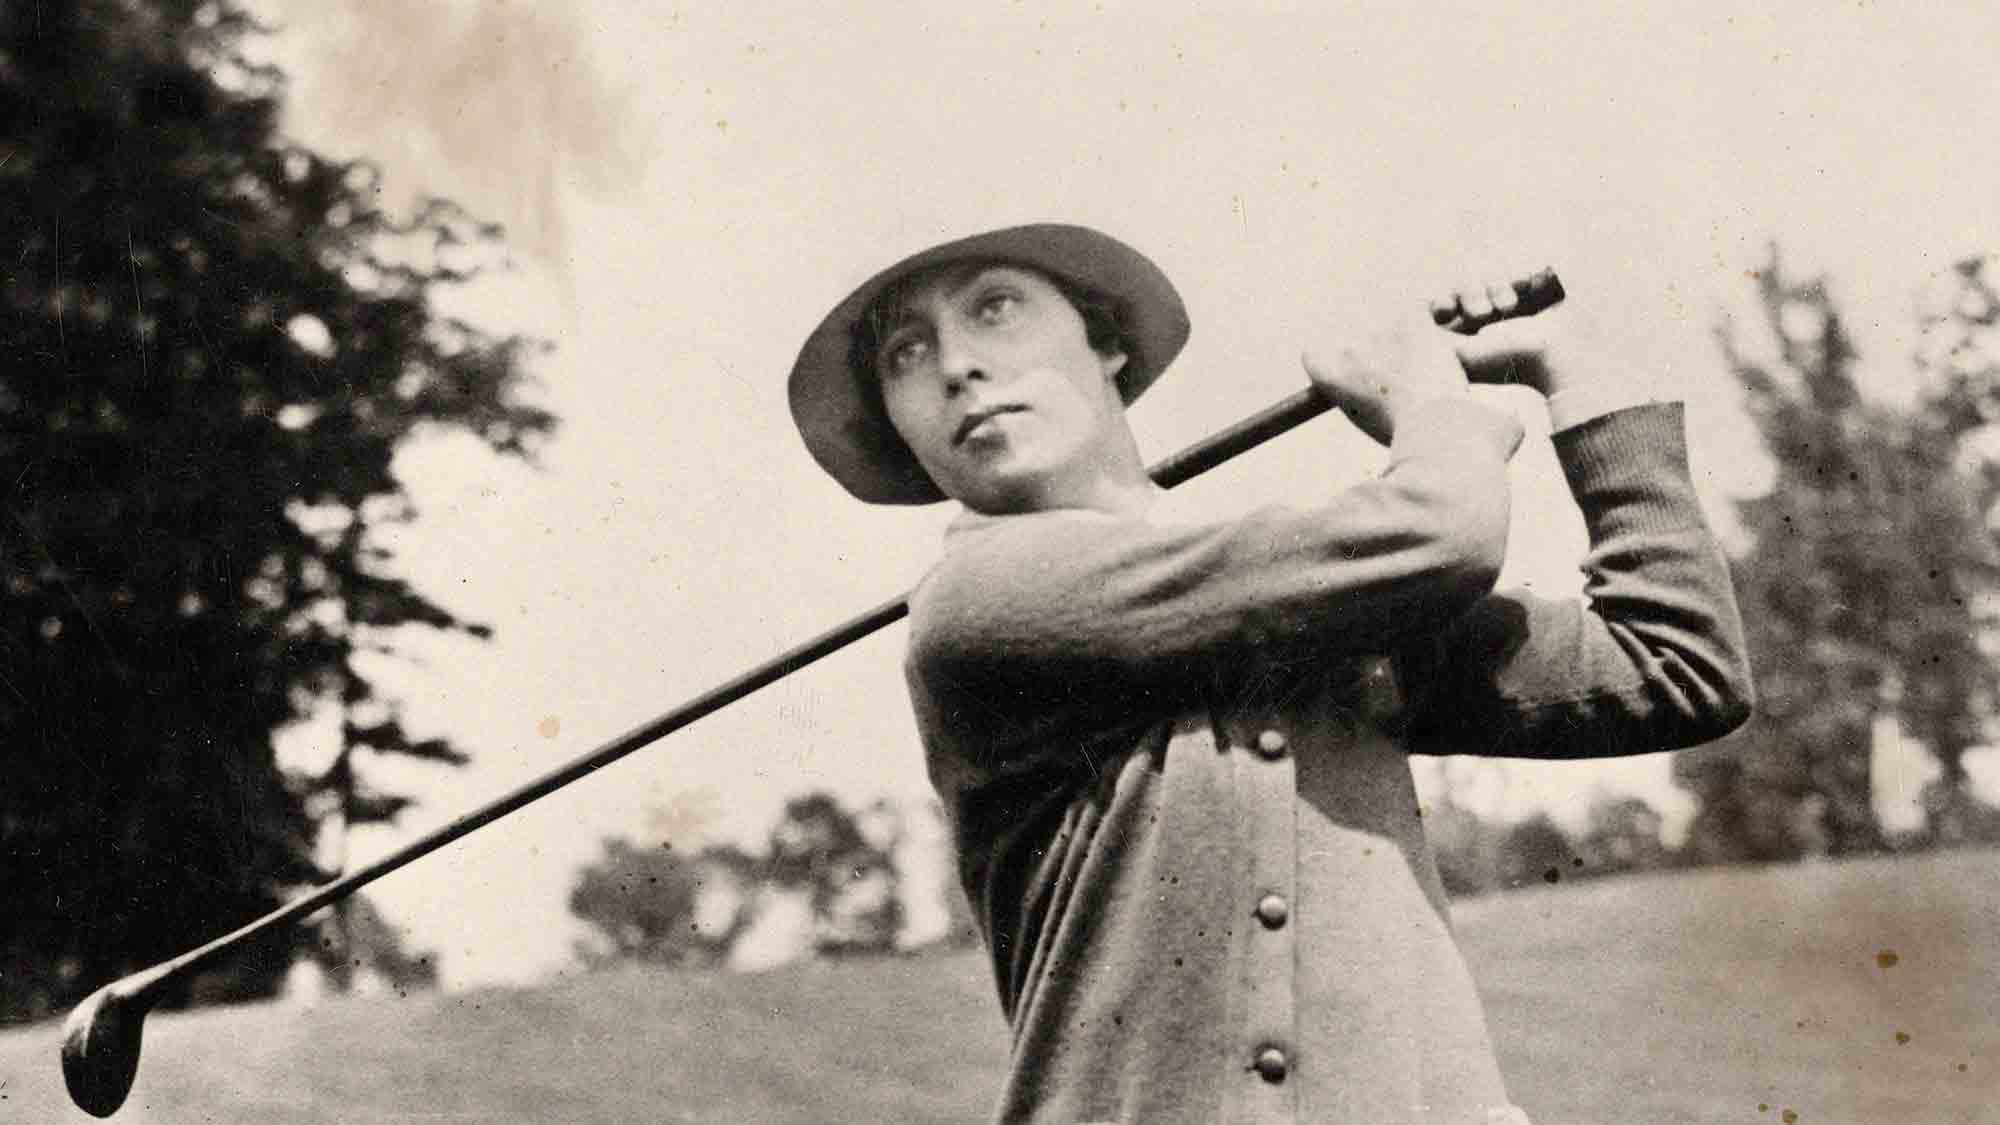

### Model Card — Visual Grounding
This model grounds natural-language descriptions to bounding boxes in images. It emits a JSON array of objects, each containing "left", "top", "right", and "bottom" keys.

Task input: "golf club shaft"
[
  {"left": 121, "top": 384, "right": 1340, "bottom": 990},
  {"left": 96, "top": 268, "right": 1567, "bottom": 997}
]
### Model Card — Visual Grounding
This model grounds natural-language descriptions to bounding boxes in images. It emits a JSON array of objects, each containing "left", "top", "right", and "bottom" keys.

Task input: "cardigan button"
[
  {"left": 1254, "top": 729, "right": 1288, "bottom": 760},
  {"left": 1252, "top": 1046, "right": 1289, "bottom": 1083},
  {"left": 1254, "top": 894, "right": 1289, "bottom": 929}
]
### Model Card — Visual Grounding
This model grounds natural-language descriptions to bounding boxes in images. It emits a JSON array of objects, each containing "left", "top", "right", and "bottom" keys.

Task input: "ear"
[{"left": 1099, "top": 349, "right": 1129, "bottom": 384}]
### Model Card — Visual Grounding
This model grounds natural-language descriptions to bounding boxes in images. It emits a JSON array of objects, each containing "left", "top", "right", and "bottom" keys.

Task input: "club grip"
[{"left": 1431, "top": 269, "right": 1565, "bottom": 334}]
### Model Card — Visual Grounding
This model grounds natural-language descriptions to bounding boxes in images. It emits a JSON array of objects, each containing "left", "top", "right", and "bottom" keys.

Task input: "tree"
[
  {"left": 766, "top": 793, "right": 905, "bottom": 956},
  {"left": 1, "top": 1, "right": 550, "bottom": 1019},
  {"left": 921, "top": 799, "right": 983, "bottom": 948},
  {"left": 1674, "top": 250, "right": 2000, "bottom": 862},
  {"left": 935, "top": 870, "right": 984, "bottom": 948},
  {"left": 567, "top": 838, "right": 755, "bottom": 969},
  {"left": 1494, "top": 813, "right": 1575, "bottom": 890},
  {"left": 1572, "top": 795, "right": 1670, "bottom": 879},
  {"left": 569, "top": 794, "right": 907, "bottom": 972},
  {"left": 1907, "top": 255, "right": 2000, "bottom": 846},
  {"left": 1421, "top": 797, "right": 1503, "bottom": 898},
  {"left": 297, "top": 892, "right": 440, "bottom": 997}
]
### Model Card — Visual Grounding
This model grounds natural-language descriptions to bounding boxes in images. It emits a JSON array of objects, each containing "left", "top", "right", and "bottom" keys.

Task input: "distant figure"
[{"left": 787, "top": 224, "right": 1752, "bottom": 1123}]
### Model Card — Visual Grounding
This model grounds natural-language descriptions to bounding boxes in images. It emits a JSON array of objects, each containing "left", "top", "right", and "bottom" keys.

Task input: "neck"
[
  {"left": 977, "top": 425, "right": 1160, "bottom": 516},
  {"left": 1043, "top": 468, "right": 1163, "bottom": 515}
]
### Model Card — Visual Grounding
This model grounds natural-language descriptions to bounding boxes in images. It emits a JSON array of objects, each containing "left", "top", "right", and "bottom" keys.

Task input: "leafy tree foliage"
[
  {"left": 934, "top": 875, "right": 984, "bottom": 949},
  {"left": 1, "top": 0, "right": 549, "bottom": 1019},
  {"left": 1573, "top": 796, "right": 1670, "bottom": 879},
  {"left": 1907, "top": 255, "right": 2000, "bottom": 846},
  {"left": 298, "top": 892, "right": 441, "bottom": 996},
  {"left": 1421, "top": 797, "right": 1506, "bottom": 898},
  {"left": 570, "top": 793, "right": 906, "bottom": 971},
  {"left": 567, "top": 838, "right": 755, "bottom": 969},
  {"left": 1674, "top": 251, "right": 2000, "bottom": 862},
  {"left": 1495, "top": 813, "right": 1575, "bottom": 890},
  {"left": 927, "top": 802, "right": 983, "bottom": 949},
  {"left": 1425, "top": 795, "right": 1685, "bottom": 895},
  {"left": 766, "top": 793, "right": 904, "bottom": 956}
]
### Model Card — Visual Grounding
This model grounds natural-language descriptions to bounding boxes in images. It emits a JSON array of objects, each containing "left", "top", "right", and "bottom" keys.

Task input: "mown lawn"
[
  {"left": 2, "top": 849, "right": 1992, "bottom": 1122},
  {"left": 1460, "top": 850, "right": 1994, "bottom": 1123}
]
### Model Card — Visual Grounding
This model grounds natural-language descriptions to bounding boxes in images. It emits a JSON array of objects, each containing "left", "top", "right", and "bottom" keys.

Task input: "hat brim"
[{"left": 787, "top": 224, "right": 1190, "bottom": 505}]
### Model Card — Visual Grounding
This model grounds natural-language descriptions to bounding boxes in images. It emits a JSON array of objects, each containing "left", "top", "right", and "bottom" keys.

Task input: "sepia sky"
[{"left": 245, "top": 0, "right": 2000, "bottom": 988}]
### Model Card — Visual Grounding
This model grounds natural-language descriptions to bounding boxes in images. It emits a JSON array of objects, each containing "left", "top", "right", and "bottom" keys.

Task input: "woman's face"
[{"left": 871, "top": 263, "right": 1128, "bottom": 514}]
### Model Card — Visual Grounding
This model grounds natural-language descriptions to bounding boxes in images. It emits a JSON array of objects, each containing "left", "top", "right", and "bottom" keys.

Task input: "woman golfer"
[{"left": 787, "top": 224, "right": 1751, "bottom": 1124}]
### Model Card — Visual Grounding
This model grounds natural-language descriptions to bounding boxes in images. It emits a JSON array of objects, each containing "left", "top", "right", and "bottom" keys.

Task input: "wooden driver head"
[{"left": 60, "top": 974, "right": 161, "bottom": 1118}]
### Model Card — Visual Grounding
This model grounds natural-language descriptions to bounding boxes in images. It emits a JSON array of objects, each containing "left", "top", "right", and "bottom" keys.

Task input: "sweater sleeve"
[
  {"left": 1395, "top": 402, "right": 1754, "bottom": 759},
  {"left": 906, "top": 397, "right": 1523, "bottom": 768}
]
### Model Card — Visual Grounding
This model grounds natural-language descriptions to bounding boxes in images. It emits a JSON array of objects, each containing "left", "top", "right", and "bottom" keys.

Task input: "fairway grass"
[{"left": 4, "top": 849, "right": 1992, "bottom": 1122}]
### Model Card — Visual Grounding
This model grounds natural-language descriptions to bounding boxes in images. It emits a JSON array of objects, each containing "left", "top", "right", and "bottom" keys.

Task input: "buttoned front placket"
[{"left": 1218, "top": 716, "right": 1299, "bottom": 1125}]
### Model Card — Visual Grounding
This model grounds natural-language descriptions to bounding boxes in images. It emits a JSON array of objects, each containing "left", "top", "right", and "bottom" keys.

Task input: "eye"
[
  {"left": 879, "top": 333, "right": 931, "bottom": 377},
  {"left": 973, "top": 289, "right": 1021, "bottom": 325}
]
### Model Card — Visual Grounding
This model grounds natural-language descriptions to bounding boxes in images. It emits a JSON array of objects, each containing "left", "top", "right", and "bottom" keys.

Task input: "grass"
[
  {"left": 2, "top": 849, "right": 1993, "bottom": 1123},
  {"left": 1462, "top": 852, "right": 1995, "bottom": 1123}
]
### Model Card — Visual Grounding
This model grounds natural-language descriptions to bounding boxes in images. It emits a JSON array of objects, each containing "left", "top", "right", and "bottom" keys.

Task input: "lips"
[{"left": 953, "top": 404, "right": 1025, "bottom": 445}]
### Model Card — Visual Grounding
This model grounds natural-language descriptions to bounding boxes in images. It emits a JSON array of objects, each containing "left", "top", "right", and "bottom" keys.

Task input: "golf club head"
[{"left": 60, "top": 979, "right": 153, "bottom": 1118}]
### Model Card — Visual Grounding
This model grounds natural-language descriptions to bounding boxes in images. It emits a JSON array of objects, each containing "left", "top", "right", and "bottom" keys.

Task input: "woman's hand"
[
  {"left": 1434, "top": 273, "right": 1623, "bottom": 403},
  {"left": 1301, "top": 311, "right": 1475, "bottom": 446}
]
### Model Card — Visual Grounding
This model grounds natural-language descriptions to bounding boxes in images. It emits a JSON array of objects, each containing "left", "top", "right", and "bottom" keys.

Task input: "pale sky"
[{"left": 244, "top": 1, "right": 2000, "bottom": 988}]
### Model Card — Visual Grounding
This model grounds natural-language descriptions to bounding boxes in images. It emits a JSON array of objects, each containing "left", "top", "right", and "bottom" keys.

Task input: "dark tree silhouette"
[
  {"left": 1573, "top": 796, "right": 1670, "bottom": 879},
  {"left": 1421, "top": 797, "right": 1504, "bottom": 898},
  {"left": 568, "top": 838, "right": 729, "bottom": 969},
  {"left": 1495, "top": 813, "right": 1574, "bottom": 890},
  {"left": 569, "top": 793, "right": 906, "bottom": 971},
  {"left": 1, "top": 0, "right": 551, "bottom": 1019},
  {"left": 765, "top": 793, "right": 904, "bottom": 956}
]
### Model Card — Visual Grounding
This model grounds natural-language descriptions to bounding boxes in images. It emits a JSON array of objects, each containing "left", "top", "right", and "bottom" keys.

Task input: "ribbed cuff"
[{"left": 1551, "top": 402, "right": 1699, "bottom": 535}]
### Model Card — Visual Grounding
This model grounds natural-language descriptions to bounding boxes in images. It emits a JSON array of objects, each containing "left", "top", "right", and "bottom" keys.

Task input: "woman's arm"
[
  {"left": 1397, "top": 402, "right": 1754, "bottom": 758},
  {"left": 907, "top": 398, "right": 1523, "bottom": 725}
]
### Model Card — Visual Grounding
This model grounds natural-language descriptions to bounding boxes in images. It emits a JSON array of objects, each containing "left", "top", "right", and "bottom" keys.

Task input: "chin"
[
  {"left": 957, "top": 481, "right": 1043, "bottom": 515},
  {"left": 948, "top": 466, "right": 1055, "bottom": 514},
  {"left": 939, "top": 440, "right": 1089, "bottom": 513}
]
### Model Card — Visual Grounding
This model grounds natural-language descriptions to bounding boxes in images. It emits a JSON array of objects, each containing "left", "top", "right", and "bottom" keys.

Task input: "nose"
[{"left": 934, "top": 321, "right": 984, "bottom": 394}]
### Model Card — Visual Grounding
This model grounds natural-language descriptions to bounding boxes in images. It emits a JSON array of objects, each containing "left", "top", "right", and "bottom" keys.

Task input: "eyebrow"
[{"left": 873, "top": 261, "right": 1015, "bottom": 336}]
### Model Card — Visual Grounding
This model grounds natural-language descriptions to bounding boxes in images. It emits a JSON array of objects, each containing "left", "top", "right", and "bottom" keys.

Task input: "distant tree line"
[
  {"left": 568, "top": 792, "right": 910, "bottom": 970},
  {"left": 576, "top": 253, "right": 2000, "bottom": 966},
  {"left": 1423, "top": 794, "right": 1671, "bottom": 898}
]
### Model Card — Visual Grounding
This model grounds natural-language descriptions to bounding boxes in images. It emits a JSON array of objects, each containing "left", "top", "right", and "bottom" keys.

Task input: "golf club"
[{"left": 60, "top": 269, "right": 1563, "bottom": 1117}]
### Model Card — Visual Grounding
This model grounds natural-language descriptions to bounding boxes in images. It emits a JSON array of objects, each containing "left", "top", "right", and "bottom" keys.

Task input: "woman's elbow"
[
  {"left": 1427, "top": 493, "right": 1510, "bottom": 609},
  {"left": 1700, "top": 602, "right": 1758, "bottom": 740},
  {"left": 1664, "top": 643, "right": 1756, "bottom": 748},
  {"left": 1708, "top": 652, "right": 1757, "bottom": 739}
]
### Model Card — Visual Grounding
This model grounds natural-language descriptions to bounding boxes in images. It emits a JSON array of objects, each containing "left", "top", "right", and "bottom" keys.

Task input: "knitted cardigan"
[{"left": 905, "top": 399, "right": 1752, "bottom": 1124}]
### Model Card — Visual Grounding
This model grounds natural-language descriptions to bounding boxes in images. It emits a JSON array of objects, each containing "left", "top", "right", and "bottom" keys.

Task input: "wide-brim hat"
[{"left": 787, "top": 223, "right": 1190, "bottom": 505}]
